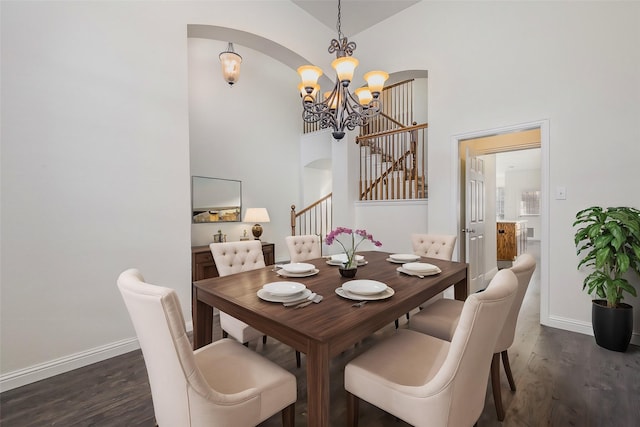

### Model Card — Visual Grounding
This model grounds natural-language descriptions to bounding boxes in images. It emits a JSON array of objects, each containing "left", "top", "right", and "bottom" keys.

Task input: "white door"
[{"left": 465, "top": 146, "right": 486, "bottom": 293}]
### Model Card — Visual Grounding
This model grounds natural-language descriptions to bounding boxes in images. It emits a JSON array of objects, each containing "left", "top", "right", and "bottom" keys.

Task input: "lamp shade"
[
  {"left": 243, "top": 208, "right": 270, "bottom": 223},
  {"left": 354, "top": 87, "right": 373, "bottom": 106},
  {"left": 363, "top": 70, "right": 389, "bottom": 97},
  {"left": 298, "top": 65, "right": 323, "bottom": 91},
  {"left": 332, "top": 56, "right": 359, "bottom": 84}
]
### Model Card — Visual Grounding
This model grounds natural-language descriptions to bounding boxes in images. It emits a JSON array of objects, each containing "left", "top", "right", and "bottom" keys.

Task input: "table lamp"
[{"left": 243, "top": 208, "right": 270, "bottom": 240}]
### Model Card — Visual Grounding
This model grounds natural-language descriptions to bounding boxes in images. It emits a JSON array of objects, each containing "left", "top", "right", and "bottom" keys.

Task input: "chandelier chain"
[{"left": 336, "top": 0, "right": 343, "bottom": 41}]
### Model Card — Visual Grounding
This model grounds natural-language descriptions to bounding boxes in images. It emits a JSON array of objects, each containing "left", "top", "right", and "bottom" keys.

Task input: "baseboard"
[
  {"left": 0, "top": 320, "right": 195, "bottom": 393},
  {"left": 543, "top": 314, "right": 640, "bottom": 346},
  {"left": 0, "top": 337, "right": 141, "bottom": 393}
]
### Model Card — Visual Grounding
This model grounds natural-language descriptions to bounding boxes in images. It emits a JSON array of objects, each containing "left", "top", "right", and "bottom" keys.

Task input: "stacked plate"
[
  {"left": 387, "top": 253, "right": 420, "bottom": 263},
  {"left": 258, "top": 281, "right": 311, "bottom": 302},
  {"left": 326, "top": 254, "right": 367, "bottom": 266},
  {"left": 335, "top": 279, "right": 394, "bottom": 301},
  {"left": 398, "top": 262, "right": 442, "bottom": 276},
  {"left": 277, "top": 262, "right": 319, "bottom": 277}
]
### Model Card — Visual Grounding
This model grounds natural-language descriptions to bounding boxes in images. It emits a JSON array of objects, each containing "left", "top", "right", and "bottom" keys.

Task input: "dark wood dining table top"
[{"left": 192, "top": 250, "right": 468, "bottom": 357}]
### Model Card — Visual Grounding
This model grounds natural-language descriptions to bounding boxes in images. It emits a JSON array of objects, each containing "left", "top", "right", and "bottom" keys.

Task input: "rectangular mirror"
[{"left": 191, "top": 176, "right": 242, "bottom": 223}]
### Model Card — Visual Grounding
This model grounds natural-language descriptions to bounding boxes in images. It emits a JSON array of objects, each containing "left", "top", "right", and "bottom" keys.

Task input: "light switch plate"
[{"left": 556, "top": 186, "right": 567, "bottom": 200}]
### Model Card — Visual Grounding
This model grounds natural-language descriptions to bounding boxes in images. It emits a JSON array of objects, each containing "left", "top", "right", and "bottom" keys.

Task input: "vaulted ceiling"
[{"left": 291, "top": 0, "right": 420, "bottom": 36}]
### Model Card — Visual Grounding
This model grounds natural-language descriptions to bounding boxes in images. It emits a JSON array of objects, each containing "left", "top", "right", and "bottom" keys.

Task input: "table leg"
[
  {"left": 192, "top": 288, "right": 213, "bottom": 350},
  {"left": 306, "top": 341, "right": 330, "bottom": 427},
  {"left": 453, "top": 268, "right": 469, "bottom": 301}
]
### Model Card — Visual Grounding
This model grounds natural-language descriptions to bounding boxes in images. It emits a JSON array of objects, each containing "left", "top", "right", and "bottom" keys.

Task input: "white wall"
[
  {"left": 0, "top": 0, "right": 329, "bottom": 390},
  {"left": 188, "top": 38, "right": 301, "bottom": 260},
  {"left": 0, "top": 0, "right": 196, "bottom": 384},
  {"left": 355, "top": 201, "right": 429, "bottom": 255},
  {"left": 2, "top": 0, "right": 639, "bottom": 390},
  {"left": 356, "top": 1, "right": 640, "bottom": 339}
]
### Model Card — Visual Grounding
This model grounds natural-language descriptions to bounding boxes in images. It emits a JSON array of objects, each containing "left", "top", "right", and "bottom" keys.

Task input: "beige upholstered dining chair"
[
  {"left": 117, "top": 268, "right": 296, "bottom": 427},
  {"left": 210, "top": 240, "right": 302, "bottom": 368},
  {"left": 285, "top": 234, "right": 321, "bottom": 263},
  {"left": 409, "top": 253, "right": 536, "bottom": 421},
  {"left": 344, "top": 268, "right": 518, "bottom": 427},
  {"left": 411, "top": 233, "right": 457, "bottom": 260},
  {"left": 210, "top": 240, "right": 267, "bottom": 346},
  {"left": 396, "top": 233, "right": 458, "bottom": 328}
]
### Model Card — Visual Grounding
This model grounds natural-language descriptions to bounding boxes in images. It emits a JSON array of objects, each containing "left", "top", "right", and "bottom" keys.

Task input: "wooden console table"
[{"left": 191, "top": 242, "right": 275, "bottom": 282}]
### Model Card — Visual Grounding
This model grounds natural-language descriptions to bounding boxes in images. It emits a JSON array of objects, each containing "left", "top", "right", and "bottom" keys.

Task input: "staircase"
[
  {"left": 293, "top": 79, "right": 427, "bottom": 238},
  {"left": 357, "top": 79, "right": 427, "bottom": 201}
]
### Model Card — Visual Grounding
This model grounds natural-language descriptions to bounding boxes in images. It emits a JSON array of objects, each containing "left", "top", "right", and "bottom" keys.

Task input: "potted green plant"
[{"left": 573, "top": 206, "right": 640, "bottom": 352}]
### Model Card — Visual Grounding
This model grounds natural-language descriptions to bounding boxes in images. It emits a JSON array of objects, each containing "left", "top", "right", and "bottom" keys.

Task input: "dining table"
[{"left": 192, "top": 250, "right": 468, "bottom": 427}]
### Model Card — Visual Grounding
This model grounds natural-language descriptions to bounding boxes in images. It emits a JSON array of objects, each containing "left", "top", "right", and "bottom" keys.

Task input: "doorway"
[{"left": 452, "top": 120, "right": 549, "bottom": 321}]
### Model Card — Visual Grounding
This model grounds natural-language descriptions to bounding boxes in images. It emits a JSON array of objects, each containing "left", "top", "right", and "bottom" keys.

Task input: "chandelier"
[{"left": 297, "top": 0, "right": 388, "bottom": 140}]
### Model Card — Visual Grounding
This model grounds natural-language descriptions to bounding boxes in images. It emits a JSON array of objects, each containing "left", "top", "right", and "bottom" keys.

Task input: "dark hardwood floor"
[{"left": 2, "top": 242, "right": 639, "bottom": 426}]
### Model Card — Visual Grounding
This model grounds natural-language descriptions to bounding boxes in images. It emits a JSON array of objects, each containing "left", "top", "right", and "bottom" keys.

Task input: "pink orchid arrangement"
[{"left": 325, "top": 227, "right": 382, "bottom": 268}]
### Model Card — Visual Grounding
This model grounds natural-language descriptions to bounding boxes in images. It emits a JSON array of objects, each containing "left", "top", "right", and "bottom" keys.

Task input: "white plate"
[
  {"left": 281, "top": 262, "right": 315, "bottom": 274},
  {"left": 342, "top": 279, "right": 388, "bottom": 295},
  {"left": 258, "top": 288, "right": 312, "bottom": 303},
  {"left": 335, "top": 286, "right": 395, "bottom": 301},
  {"left": 262, "top": 281, "right": 306, "bottom": 296},
  {"left": 330, "top": 254, "right": 365, "bottom": 264},
  {"left": 389, "top": 253, "right": 420, "bottom": 262},
  {"left": 276, "top": 268, "right": 320, "bottom": 278},
  {"left": 402, "top": 262, "right": 441, "bottom": 274},
  {"left": 397, "top": 266, "right": 441, "bottom": 277},
  {"left": 326, "top": 259, "right": 368, "bottom": 266}
]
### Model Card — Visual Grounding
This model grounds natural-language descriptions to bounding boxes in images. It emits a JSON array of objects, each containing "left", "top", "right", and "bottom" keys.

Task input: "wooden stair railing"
[
  {"left": 290, "top": 193, "right": 332, "bottom": 238},
  {"left": 357, "top": 123, "right": 428, "bottom": 201}
]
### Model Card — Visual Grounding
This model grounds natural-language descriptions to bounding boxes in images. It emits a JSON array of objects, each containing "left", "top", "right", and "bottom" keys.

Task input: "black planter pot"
[
  {"left": 339, "top": 267, "right": 357, "bottom": 278},
  {"left": 592, "top": 299, "right": 633, "bottom": 352}
]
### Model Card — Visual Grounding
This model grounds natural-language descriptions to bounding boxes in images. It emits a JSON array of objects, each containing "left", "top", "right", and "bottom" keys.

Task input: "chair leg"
[
  {"left": 281, "top": 402, "right": 295, "bottom": 427},
  {"left": 491, "top": 352, "right": 505, "bottom": 421},
  {"left": 501, "top": 350, "right": 516, "bottom": 391},
  {"left": 394, "top": 318, "right": 399, "bottom": 329},
  {"left": 222, "top": 330, "right": 228, "bottom": 338},
  {"left": 263, "top": 335, "right": 268, "bottom": 345},
  {"left": 406, "top": 312, "right": 410, "bottom": 320},
  {"left": 346, "top": 391, "right": 359, "bottom": 427},
  {"left": 296, "top": 351, "right": 301, "bottom": 368}
]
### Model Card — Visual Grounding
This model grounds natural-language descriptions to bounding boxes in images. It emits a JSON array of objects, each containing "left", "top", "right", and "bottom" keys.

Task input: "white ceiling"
[
  {"left": 291, "top": 0, "right": 421, "bottom": 36},
  {"left": 495, "top": 149, "right": 541, "bottom": 179}
]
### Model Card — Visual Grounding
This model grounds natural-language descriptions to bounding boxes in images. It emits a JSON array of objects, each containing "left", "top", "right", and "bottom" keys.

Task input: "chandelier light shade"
[
  {"left": 219, "top": 42, "right": 242, "bottom": 86},
  {"left": 297, "top": 0, "right": 388, "bottom": 140}
]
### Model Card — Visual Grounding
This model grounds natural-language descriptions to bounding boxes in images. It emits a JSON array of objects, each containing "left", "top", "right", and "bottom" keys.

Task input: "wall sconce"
[
  {"left": 219, "top": 42, "right": 242, "bottom": 86},
  {"left": 243, "top": 208, "right": 270, "bottom": 240}
]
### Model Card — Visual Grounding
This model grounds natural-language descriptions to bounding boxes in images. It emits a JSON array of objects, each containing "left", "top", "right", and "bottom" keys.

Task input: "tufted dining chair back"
[
  {"left": 411, "top": 234, "right": 457, "bottom": 260},
  {"left": 285, "top": 234, "right": 321, "bottom": 263},
  {"left": 210, "top": 240, "right": 266, "bottom": 276}
]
